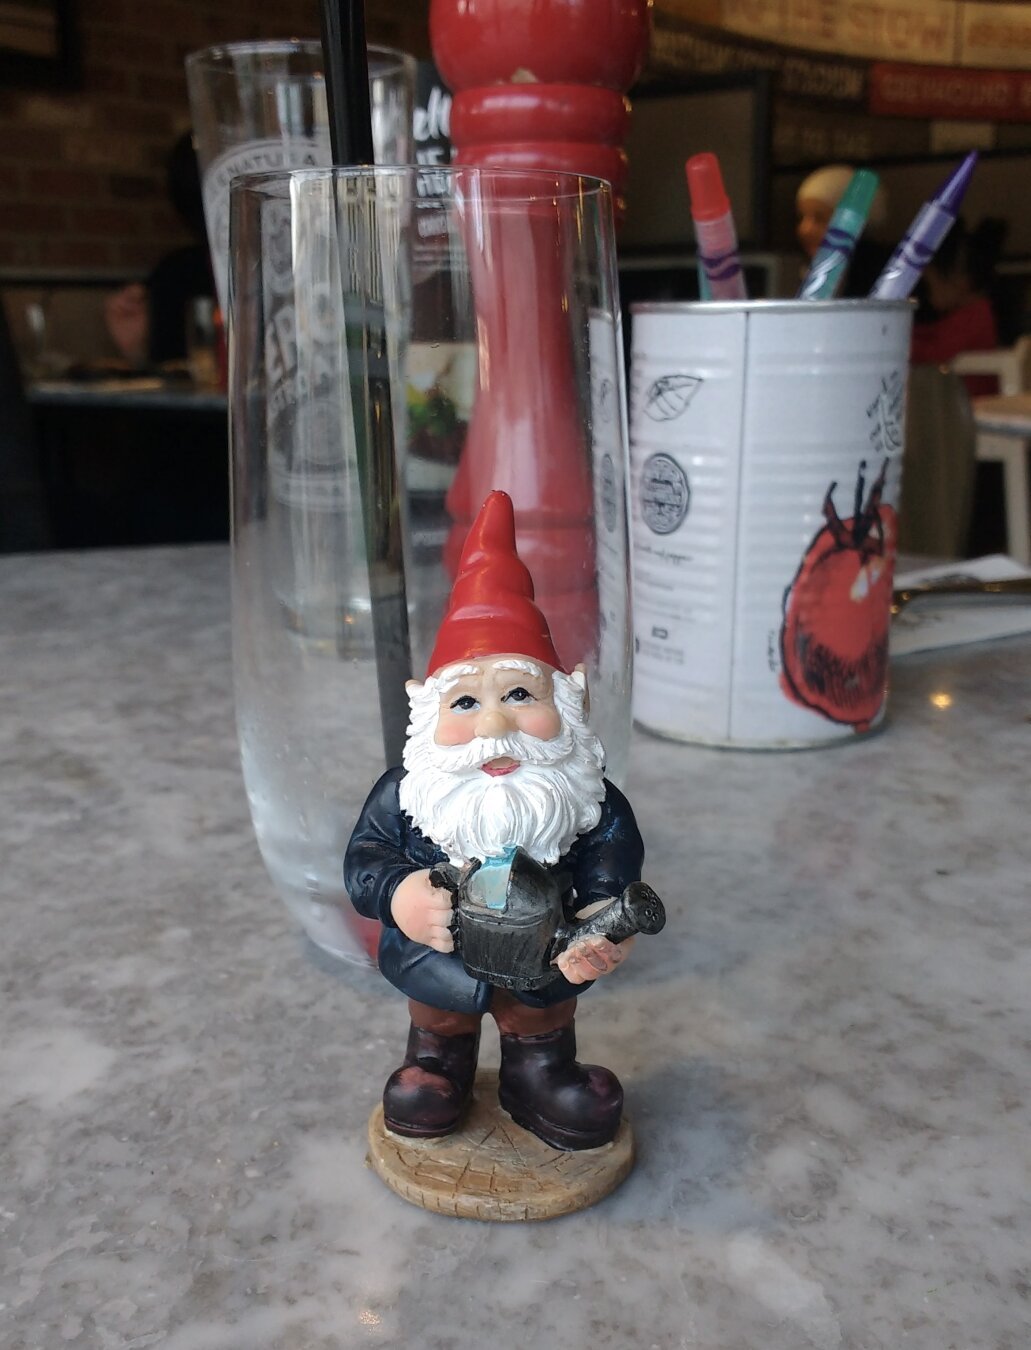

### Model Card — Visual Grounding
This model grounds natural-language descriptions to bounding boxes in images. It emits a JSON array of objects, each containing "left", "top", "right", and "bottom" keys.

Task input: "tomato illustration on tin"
[{"left": 779, "top": 459, "right": 897, "bottom": 732}]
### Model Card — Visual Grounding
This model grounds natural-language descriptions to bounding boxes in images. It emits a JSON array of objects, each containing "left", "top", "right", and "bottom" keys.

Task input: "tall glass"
[
  {"left": 186, "top": 39, "right": 414, "bottom": 309},
  {"left": 229, "top": 167, "right": 632, "bottom": 963}
]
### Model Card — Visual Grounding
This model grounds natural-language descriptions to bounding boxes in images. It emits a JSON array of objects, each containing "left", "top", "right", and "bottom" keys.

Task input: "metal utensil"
[{"left": 891, "top": 575, "right": 1031, "bottom": 617}]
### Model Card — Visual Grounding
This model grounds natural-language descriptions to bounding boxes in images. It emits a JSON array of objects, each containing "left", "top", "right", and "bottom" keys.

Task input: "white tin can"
[{"left": 629, "top": 299, "right": 913, "bottom": 748}]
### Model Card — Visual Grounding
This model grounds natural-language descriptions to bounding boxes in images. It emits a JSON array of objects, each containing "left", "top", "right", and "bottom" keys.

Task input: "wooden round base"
[{"left": 366, "top": 1071, "right": 634, "bottom": 1221}]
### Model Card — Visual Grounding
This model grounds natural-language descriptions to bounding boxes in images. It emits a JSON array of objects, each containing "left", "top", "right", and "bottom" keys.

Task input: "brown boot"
[
  {"left": 493, "top": 995, "right": 623, "bottom": 1152},
  {"left": 382, "top": 1000, "right": 481, "bottom": 1139}
]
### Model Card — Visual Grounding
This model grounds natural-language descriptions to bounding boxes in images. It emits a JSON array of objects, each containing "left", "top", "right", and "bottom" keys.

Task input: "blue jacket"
[{"left": 344, "top": 766, "right": 644, "bottom": 1013}]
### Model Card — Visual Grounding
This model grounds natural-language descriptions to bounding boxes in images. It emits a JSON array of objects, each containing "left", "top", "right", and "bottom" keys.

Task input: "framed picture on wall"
[
  {"left": 0, "top": 0, "right": 78, "bottom": 88},
  {"left": 622, "top": 73, "right": 773, "bottom": 252}
]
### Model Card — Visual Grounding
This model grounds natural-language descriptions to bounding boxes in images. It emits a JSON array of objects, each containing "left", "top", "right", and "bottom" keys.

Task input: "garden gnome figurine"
[{"left": 345, "top": 491, "right": 658, "bottom": 1153}]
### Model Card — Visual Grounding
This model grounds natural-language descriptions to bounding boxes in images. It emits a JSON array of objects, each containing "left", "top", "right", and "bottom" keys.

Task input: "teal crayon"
[{"left": 797, "top": 169, "right": 879, "bottom": 300}]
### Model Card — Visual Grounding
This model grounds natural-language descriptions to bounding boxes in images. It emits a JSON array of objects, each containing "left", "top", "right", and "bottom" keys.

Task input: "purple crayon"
[{"left": 870, "top": 152, "right": 978, "bottom": 300}]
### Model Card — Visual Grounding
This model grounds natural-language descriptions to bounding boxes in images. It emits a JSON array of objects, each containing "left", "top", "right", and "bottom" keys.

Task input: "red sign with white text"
[{"left": 869, "top": 62, "right": 1031, "bottom": 122}]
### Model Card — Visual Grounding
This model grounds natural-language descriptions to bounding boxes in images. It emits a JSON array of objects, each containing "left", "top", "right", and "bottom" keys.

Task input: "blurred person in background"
[
  {"left": 911, "top": 217, "right": 1008, "bottom": 396},
  {"left": 105, "top": 132, "right": 215, "bottom": 366},
  {"left": 795, "top": 164, "right": 891, "bottom": 298}
]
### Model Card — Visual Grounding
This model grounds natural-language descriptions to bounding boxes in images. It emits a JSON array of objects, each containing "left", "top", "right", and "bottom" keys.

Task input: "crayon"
[
  {"left": 798, "top": 168, "right": 879, "bottom": 300},
  {"left": 686, "top": 153, "right": 747, "bottom": 302},
  {"left": 870, "top": 152, "right": 978, "bottom": 301}
]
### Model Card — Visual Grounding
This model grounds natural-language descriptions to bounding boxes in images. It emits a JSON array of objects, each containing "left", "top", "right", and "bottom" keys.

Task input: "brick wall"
[{"left": 0, "top": 0, "right": 429, "bottom": 274}]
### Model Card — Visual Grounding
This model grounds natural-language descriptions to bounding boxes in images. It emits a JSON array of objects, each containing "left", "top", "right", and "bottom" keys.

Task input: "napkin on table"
[{"left": 890, "top": 554, "right": 1031, "bottom": 657}]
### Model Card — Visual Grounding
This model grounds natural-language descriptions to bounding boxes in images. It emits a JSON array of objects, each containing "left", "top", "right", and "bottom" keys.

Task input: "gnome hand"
[
  {"left": 554, "top": 935, "right": 634, "bottom": 985},
  {"left": 391, "top": 869, "right": 455, "bottom": 953}
]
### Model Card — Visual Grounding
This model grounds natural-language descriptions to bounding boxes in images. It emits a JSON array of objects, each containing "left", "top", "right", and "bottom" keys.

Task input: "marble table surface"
[{"left": 2, "top": 543, "right": 1029, "bottom": 1350}]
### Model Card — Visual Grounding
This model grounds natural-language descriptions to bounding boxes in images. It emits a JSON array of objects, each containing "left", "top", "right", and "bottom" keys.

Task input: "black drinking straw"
[
  {"left": 317, "top": 0, "right": 412, "bottom": 767},
  {"left": 317, "top": 0, "right": 374, "bottom": 164}
]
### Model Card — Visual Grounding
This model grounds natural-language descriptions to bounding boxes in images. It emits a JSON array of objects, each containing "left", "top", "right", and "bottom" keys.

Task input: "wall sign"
[
  {"left": 658, "top": 0, "right": 1031, "bottom": 70},
  {"left": 869, "top": 61, "right": 1031, "bottom": 121}
]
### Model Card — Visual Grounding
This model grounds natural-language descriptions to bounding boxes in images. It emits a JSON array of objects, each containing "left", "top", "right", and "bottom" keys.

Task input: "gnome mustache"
[{"left": 408, "top": 725, "right": 575, "bottom": 773}]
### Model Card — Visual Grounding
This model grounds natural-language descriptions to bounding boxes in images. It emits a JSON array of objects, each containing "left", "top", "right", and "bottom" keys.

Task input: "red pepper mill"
[{"left": 430, "top": 0, "right": 651, "bottom": 670}]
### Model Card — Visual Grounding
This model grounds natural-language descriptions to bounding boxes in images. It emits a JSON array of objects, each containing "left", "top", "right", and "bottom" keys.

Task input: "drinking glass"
[
  {"left": 229, "top": 166, "right": 632, "bottom": 962},
  {"left": 186, "top": 39, "right": 414, "bottom": 309}
]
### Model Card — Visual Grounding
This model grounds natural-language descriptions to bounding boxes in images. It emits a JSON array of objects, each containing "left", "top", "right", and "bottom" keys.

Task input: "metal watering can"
[{"left": 430, "top": 847, "right": 666, "bottom": 993}]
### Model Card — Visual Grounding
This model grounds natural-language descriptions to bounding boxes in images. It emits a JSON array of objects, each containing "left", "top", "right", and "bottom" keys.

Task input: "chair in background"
[
  {"left": 952, "top": 336, "right": 1031, "bottom": 397},
  {"left": 900, "top": 364, "right": 977, "bottom": 559},
  {"left": 0, "top": 304, "right": 51, "bottom": 552},
  {"left": 953, "top": 337, "right": 1031, "bottom": 563}
]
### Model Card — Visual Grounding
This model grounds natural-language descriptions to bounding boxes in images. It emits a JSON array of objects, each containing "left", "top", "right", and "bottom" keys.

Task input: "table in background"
[
  {"left": 2, "top": 544, "right": 1029, "bottom": 1350},
  {"left": 27, "top": 378, "right": 229, "bottom": 548},
  {"left": 971, "top": 392, "right": 1031, "bottom": 565}
]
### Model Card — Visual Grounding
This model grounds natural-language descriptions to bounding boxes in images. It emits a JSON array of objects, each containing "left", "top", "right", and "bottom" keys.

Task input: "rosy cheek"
[
  {"left": 517, "top": 705, "right": 562, "bottom": 740},
  {"left": 434, "top": 711, "right": 476, "bottom": 745}
]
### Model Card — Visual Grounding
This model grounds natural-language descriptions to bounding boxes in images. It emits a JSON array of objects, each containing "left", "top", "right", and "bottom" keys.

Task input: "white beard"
[{"left": 398, "top": 670, "right": 607, "bottom": 866}]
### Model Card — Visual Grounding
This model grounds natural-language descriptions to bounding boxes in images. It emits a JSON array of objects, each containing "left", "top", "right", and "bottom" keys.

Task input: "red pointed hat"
[{"left": 426, "top": 491, "right": 563, "bottom": 676}]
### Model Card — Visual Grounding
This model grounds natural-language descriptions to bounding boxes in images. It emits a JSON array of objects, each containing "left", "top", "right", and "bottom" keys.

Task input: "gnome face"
[
  {"left": 399, "top": 655, "right": 606, "bottom": 868},
  {"left": 432, "top": 653, "right": 563, "bottom": 755}
]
